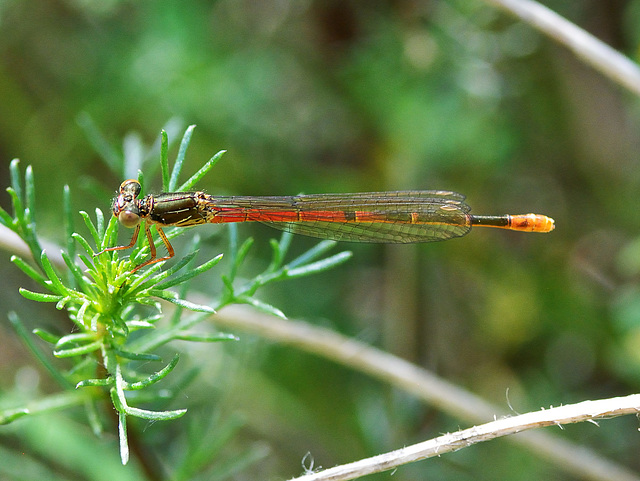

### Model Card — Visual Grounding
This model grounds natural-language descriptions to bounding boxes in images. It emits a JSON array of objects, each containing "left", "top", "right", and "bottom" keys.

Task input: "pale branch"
[
  {"left": 284, "top": 394, "right": 640, "bottom": 481},
  {"left": 2, "top": 222, "right": 638, "bottom": 480},
  {"left": 0, "top": 224, "right": 65, "bottom": 267},
  {"left": 213, "top": 305, "right": 640, "bottom": 481},
  {"left": 481, "top": 0, "right": 640, "bottom": 96}
]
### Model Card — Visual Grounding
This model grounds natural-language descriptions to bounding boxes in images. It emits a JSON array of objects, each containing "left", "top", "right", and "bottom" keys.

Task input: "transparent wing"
[{"left": 205, "top": 190, "right": 472, "bottom": 243}]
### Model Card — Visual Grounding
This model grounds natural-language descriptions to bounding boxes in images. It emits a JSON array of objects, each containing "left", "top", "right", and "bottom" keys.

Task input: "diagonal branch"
[
  {"left": 482, "top": 0, "right": 640, "bottom": 96},
  {"left": 285, "top": 394, "right": 640, "bottom": 481},
  {"left": 213, "top": 305, "right": 640, "bottom": 481},
  {"left": 2, "top": 224, "right": 638, "bottom": 480},
  {"left": 0, "top": 223, "right": 65, "bottom": 267}
]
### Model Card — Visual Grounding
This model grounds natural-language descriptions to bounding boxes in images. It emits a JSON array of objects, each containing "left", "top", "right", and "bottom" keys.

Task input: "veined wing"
[{"left": 203, "top": 190, "right": 472, "bottom": 243}]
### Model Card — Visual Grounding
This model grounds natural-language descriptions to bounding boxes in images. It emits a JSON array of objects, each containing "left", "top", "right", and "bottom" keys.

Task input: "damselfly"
[{"left": 96, "top": 179, "right": 555, "bottom": 272}]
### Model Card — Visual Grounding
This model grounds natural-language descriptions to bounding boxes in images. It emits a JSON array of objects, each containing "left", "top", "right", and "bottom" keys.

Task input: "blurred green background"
[{"left": 2, "top": 0, "right": 640, "bottom": 479}]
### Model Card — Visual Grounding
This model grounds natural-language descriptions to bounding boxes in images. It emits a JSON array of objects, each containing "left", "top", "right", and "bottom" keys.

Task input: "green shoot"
[{"left": 0, "top": 125, "right": 353, "bottom": 465}]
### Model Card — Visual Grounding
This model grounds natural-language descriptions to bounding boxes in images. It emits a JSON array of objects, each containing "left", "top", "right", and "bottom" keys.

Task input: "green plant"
[{"left": 0, "top": 125, "right": 352, "bottom": 466}]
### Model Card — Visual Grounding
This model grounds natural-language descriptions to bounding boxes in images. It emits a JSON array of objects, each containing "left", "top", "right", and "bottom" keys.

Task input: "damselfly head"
[{"left": 113, "top": 179, "right": 143, "bottom": 228}]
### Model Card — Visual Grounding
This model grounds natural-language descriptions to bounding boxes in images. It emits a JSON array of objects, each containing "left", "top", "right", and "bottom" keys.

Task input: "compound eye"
[
  {"left": 118, "top": 210, "right": 141, "bottom": 228},
  {"left": 120, "top": 179, "right": 141, "bottom": 198}
]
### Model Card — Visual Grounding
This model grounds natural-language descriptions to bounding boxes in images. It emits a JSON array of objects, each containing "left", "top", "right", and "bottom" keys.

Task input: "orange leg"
[
  {"left": 94, "top": 225, "right": 141, "bottom": 256},
  {"left": 129, "top": 224, "right": 175, "bottom": 273},
  {"left": 94, "top": 223, "right": 175, "bottom": 273}
]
